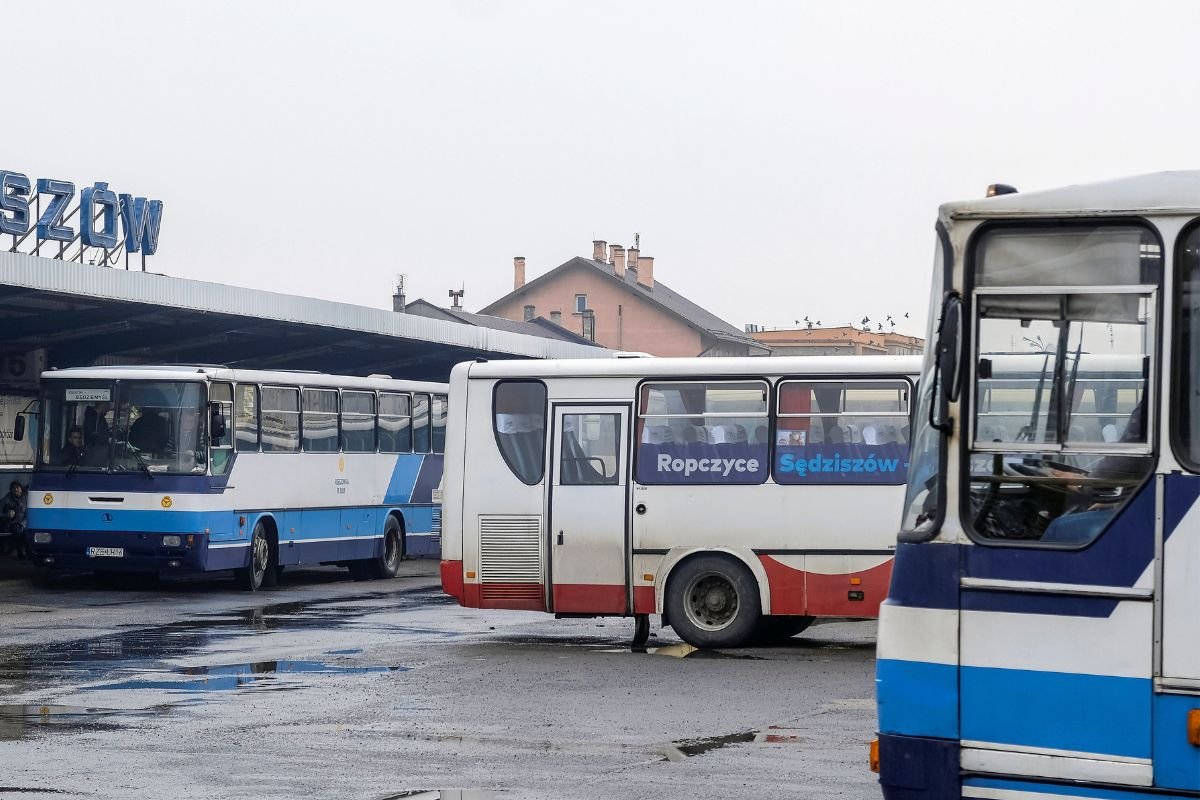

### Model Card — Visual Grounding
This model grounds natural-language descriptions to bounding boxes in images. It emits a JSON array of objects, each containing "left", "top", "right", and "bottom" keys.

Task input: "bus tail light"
[
  {"left": 869, "top": 738, "right": 880, "bottom": 772},
  {"left": 1188, "top": 710, "right": 1200, "bottom": 746}
]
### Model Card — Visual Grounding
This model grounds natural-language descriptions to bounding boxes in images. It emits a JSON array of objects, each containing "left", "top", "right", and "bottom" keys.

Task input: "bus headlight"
[
  {"left": 162, "top": 535, "right": 182, "bottom": 547},
  {"left": 33, "top": 532, "right": 51, "bottom": 544}
]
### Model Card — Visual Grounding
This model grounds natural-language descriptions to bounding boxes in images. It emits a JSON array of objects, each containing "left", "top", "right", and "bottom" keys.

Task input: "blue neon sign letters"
[{"left": 0, "top": 170, "right": 162, "bottom": 255}]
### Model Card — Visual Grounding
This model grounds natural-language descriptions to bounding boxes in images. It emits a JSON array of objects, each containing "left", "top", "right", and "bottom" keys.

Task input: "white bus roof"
[
  {"left": 941, "top": 171, "right": 1200, "bottom": 222},
  {"left": 460, "top": 355, "right": 922, "bottom": 380},
  {"left": 39, "top": 365, "right": 448, "bottom": 393}
]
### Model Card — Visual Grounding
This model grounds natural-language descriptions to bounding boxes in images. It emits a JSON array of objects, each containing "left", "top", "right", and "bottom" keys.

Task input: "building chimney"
[
  {"left": 392, "top": 274, "right": 406, "bottom": 313},
  {"left": 626, "top": 246, "right": 639, "bottom": 277},
  {"left": 612, "top": 245, "right": 626, "bottom": 277},
  {"left": 592, "top": 240, "right": 607, "bottom": 261},
  {"left": 449, "top": 287, "right": 465, "bottom": 310},
  {"left": 637, "top": 256, "right": 654, "bottom": 288},
  {"left": 513, "top": 256, "right": 526, "bottom": 290}
]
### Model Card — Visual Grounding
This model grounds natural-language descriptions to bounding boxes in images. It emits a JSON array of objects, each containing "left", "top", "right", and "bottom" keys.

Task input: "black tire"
[
  {"left": 753, "top": 615, "right": 815, "bottom": 644},
  {"left": 665, "top": 554, "right": 762, "bottom": 649},
  {"left": 349, "top": 516, "right": 404, "bottom": 581},
  {"left": 238, "top": 521, "right": 274, "bottom": 591}
]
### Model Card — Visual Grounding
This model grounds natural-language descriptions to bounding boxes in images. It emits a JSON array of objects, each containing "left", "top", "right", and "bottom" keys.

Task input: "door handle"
[
  {"left": 557, "top": 531, "right": 564, "bottom": 545},
  {"left": 635, "top": 503, "right": 646, "bottom": 515}
]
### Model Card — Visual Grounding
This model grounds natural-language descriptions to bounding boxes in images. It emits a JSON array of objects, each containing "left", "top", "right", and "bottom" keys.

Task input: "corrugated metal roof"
[{"left": 0, "top": 252, "right": 607, "bottom": 360}]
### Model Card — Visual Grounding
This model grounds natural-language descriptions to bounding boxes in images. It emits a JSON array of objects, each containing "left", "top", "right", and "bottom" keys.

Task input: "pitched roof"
[
  {"left": 480, "top": 256, "right": 764, "bottom": 349},
  {"left": 403, "top": 298, "right": 598, "bottom": 346}
]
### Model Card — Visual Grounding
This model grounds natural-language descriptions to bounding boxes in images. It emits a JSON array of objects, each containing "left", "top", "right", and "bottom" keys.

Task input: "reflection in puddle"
[
  {"left": 89, "top": 660, "right": 406, "bottom": 694},
  {"left": 0, "top": 703, "right": 162, "bottom": 741},
  {"left": 659, "top": 726, "right": 805, "bottom": 762}
]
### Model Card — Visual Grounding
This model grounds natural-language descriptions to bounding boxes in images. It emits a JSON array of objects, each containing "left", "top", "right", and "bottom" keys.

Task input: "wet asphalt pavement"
[{"left": 0, "top": 560, "right": 881, "bottom": 800}]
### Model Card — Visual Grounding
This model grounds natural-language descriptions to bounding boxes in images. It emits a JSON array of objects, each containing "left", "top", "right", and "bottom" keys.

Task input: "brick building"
[
  {"left": 750, "top": 326, "right": 924, "bottom": 357},
  {"left": 478, "top": 240, "right": 768, "bottom": 358}
]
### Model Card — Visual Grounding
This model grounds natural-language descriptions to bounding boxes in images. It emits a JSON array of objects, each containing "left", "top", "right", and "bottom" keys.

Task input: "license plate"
[{"left": 86, "top": 547, "right": 124, "bottom": 558}]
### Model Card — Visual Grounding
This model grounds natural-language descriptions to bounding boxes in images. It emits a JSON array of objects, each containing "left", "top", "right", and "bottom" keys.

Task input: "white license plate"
[{"left": 86, "top": 547, "right": 124, "bottom": 558}]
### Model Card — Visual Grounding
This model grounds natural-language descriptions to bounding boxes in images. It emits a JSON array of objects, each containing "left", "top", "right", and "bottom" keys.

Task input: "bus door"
[{"left": 547, "top": 404, "right": 630, "bottom": 614}]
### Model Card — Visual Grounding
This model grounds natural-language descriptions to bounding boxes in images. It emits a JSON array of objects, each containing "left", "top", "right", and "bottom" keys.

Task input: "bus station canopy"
[{"left": 0, "top": 252, "right": 606, "bottom": 382}]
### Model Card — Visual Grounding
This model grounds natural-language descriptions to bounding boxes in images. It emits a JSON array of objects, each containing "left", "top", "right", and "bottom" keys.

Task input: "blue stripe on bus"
[
  {"left": 384, "top": 454, "right": 424, "bottom": 504},
  {"left": 961, "top": 666, "right": 1151, "bottom": 759},
  {"left": 411, "top": 454, "right": 443, "bottom": 504},
  {"left": 33, "top": 508, "right": 233, "bottom": 535},
  {"left": 875, "top": 658, "right": 959, "bottom": 739},
  {"left": 886, "top": 542, "right": 960, "bottom": 610},
  {"left": 1152, "top": 693, "right": 1200, "bottom": 792},
  {"left": 963, "top": 776, "right": 1197, "bottom": 799},
  {"left": 960, "top": 588, "right": 1118, "bottom": 618},
  {"left": 1165, "top": 473, "right": 1200, "bottom": 543}
]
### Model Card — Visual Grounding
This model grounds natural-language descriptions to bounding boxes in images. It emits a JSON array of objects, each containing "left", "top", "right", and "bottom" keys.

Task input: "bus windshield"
[{"left": 39, "top": 380, "right": 208, "bottom": 475}]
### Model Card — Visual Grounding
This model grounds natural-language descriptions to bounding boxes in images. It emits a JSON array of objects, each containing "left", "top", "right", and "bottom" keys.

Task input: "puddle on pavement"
[
  {"left": 89, "top": 659, "right": 407, "bottom": 694},
  {"left": 378, "top": 792, "right": 496, "bottom": 800},
  {"left": 0, "top": 703, "right": 165, "bottom": 741},
  {"left": 659, "top": 726, "right": 806, "bottom": 762},
  {"left": 0, "top": 587, "right": 446, "bottom": 698}
]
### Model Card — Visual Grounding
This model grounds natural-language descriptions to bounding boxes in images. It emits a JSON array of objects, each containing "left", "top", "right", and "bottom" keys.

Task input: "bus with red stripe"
[{"left": 440, "top": 354, "right": 920, "bottom": 648}]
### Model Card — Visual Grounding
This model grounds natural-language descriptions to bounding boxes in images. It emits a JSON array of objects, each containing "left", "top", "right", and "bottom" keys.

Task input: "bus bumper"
[
  {"left": 25, "top": 529, "right": 244, "bottom": 574},
  {"left": 440, "top": 559, "right": 464, "bottom": 604},
  {"left": 877, "top": 733, "right": 960, "bottom": 799}
]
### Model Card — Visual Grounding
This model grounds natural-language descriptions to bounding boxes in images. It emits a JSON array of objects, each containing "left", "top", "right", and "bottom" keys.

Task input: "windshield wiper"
[{"left": 123, "top": 444, "right": 154, "bottom": 479}]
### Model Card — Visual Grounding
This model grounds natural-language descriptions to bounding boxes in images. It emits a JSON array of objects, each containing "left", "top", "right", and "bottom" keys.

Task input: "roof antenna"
[{"left": 634, "top": 232, "right": 640, "bottom": 250}]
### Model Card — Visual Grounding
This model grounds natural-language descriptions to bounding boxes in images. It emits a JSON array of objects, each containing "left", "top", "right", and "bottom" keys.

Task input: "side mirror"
[
  {"left": 208, "top": 403, "right": 227, "bottom": 444},
  {"left": 938, "top": 294, "right": 963, "bottom": 403},
  {"left": 13, "top": 415, "right": 24, "bottom": 442}
]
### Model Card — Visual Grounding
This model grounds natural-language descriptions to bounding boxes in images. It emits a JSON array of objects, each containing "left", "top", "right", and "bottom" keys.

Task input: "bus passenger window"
[
  {"left": 378, "top": 392, "right": 412, "bottom": 454},
  {"left": 235, "top": 384, "right": 259, "bottom": 452},
  {"left": 774, "top": 381, "right": 911, "bottom": 485},
  {"left": 302, "top": 389, "right": 339, "bottom": 453},
  {"left": 260, "top": 387, "right": 300, "bottom": 453},
  {"left": 210, "top": 382, "right": 234, "bottom": 475},
  {"left": 341, "top": 391, "right": 376, "bottom": 453},
  {"left": 560, "top": 414, "right": 619, "bottom": 485},
  {"left": 493, "top": 381, "right": 546, "bottom": 485},
  {"left": 432, "top": 394, "right": 447, "bottom": 454},
  {"left": 413, "top": 393, "right": 431, "bottom": 453},
  {"left": 635, "top": 380, "right": 768, "bottom": 485}
]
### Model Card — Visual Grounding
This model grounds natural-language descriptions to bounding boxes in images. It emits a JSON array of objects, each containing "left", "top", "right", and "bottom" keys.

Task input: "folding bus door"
[{"left": 547, "top": 404, "right": 630, "bottom": 614}]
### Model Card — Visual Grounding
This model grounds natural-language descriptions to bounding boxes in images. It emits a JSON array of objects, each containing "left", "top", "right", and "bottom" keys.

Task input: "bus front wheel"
[
  {"left": 350, "top": 516, "right": 404, "bottom": 581},
  {"left": 666, "top": 555, "right": 761, "bottom": 649},
  {"left": 238, "top": 522, "right": 276, "bottom": 592}
]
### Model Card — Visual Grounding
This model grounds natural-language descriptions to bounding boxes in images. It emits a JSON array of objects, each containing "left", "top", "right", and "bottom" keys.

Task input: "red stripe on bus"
[
  {"left": 757, "top": 555, "right": 893, "bottom": 617},
  {"left": 440, "top": 560, "right": 464, "bottom": 604},
  {"left": 633, "top": 585, "right": 656, "bottom": 614},
  {"left": 553, "top": 584, "right": 626, "bottom": 614}
]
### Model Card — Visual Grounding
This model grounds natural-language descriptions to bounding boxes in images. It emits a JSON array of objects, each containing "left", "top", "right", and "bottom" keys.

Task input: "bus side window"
[
  {"left": 413, "top": 393, "right": 431, "bottom": 453},
  {"left": 302, "top": 389, "right": 339, "bottom": 453},
  {"left": 493, "top": 381, "right": 546, "bottom": 485},
  {"left": 378, "top": 392, "right": 412, "bottom": 454},
  {"left": 210, "top": 382, "right": 234, "bottom": 475},
  {"left": 432, "top": 394, "right": 447, "bottom": 454},
  {"left": 261, "top": 386, "right": 301, "bottom": 453},
  {"left": 235, "top": 384, "right": 259, "bottom": 453},
  {"left": 341, "top": 391, "right": 376, "bottom": 453}
]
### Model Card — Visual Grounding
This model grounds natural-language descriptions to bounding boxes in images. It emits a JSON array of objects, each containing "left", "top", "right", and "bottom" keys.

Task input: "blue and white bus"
[
  {"left": 875, "top": 172, "right": 1200, "bottom": 798},
  {"left": 20, "top": 366, "right": 447, "bottom": 590}
]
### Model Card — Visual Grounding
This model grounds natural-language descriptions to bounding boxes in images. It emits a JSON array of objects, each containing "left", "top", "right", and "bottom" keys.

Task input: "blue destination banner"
[
  {"left": 775, "top": 442, "right": 909, "bottom": 485},
  {"left": 0, "top": 170, "right": 163, "bottom": 255},
  {"left": 637, "top": 442, "right": 769, "bottom": 485}
]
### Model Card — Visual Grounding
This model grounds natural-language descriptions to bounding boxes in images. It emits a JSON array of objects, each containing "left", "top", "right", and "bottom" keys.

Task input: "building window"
[
  {"left": 523, "top": 304, "right": 535, "bottom": 321},
  {"left": 575, "top": 294, "right": 587, "bottom": 313}
]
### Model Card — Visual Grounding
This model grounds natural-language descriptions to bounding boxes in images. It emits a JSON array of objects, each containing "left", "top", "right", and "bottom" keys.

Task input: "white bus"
[
  {"left": 875, "top": 171, "right": 1200, "bottom": 799},
  {"left": 20, "top": 366, "right": 448, "bottom": 590},
  {"left": 440, "top": 355, "right": 921, "bottom": 648}
]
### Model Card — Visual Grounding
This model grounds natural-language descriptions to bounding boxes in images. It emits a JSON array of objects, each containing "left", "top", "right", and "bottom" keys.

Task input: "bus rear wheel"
[
  {"left": 349, "top": 516, "right": 404, "bottom": 581},
  {"left": 238, "top": 522, "right": 276, "bottom": 591},
  {"left": 666, "top": 555, "right": 761, "bottom": 649}
]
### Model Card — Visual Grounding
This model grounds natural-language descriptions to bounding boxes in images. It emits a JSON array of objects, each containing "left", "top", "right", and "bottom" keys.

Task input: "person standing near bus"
[{"left": 0, "top": 481, "right": 28, "bottom": 559}]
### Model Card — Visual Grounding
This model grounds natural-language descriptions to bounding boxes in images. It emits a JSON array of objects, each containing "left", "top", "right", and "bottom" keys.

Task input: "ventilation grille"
[
  {"left": 479, "top": 515, "right": 542, "bottom": 591},
  {"left": 431, "top": 507, "right": 442, "bottom": 535}
]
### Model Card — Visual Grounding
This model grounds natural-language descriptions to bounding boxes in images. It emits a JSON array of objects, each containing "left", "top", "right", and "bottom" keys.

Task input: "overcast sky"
[{"left": 6, "top": 1, "right": 1199, "bottom": 340}]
